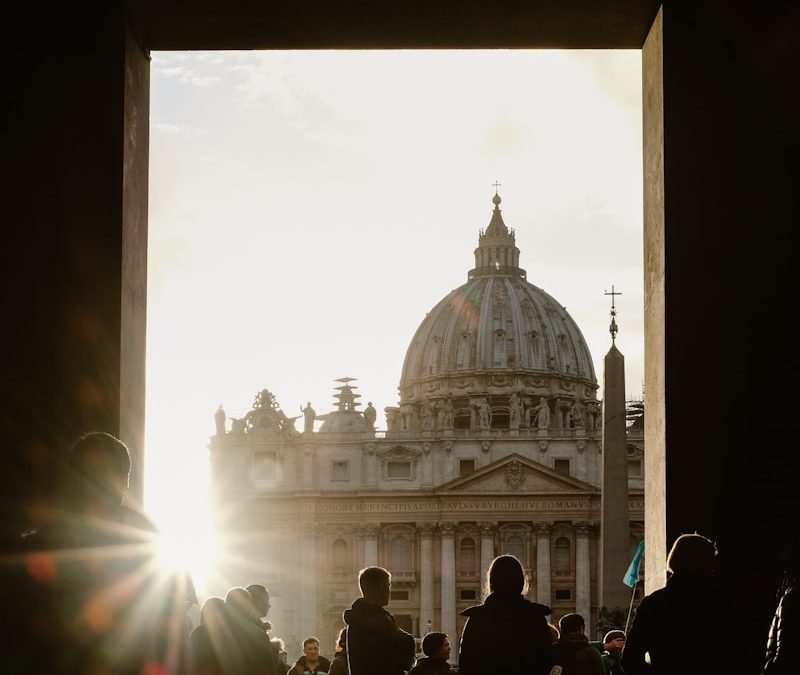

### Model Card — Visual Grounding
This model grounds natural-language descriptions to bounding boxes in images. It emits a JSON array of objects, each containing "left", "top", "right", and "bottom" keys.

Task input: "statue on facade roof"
[
  {"left": 301, "top": 402, "right": 316, "bottom": 433},
  {"left": 363, "top": 401, "right": 377, "bottom": 430},
  {"left": 214, "top": 404, "right": 226, "bottom": 436}
]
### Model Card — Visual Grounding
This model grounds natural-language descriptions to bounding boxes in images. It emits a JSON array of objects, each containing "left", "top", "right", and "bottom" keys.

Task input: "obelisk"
[{"left": 599, "top": 286, "right": 631, "bottom": 617}]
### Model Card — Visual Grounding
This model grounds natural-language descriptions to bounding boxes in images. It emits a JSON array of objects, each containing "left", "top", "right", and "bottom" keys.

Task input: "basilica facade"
[{"left": 208, "top": 193, "right": 644, "bottom": 658}]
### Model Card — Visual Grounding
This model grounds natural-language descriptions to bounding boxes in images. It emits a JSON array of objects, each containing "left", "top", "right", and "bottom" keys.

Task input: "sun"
[{"left": 153, "top": 508, "right": 217, "bottom": 598}]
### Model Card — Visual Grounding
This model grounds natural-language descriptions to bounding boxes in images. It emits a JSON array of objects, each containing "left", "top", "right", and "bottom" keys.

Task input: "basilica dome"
[{"left": 398, "top": 193, "right": 597, "bottom": 411}]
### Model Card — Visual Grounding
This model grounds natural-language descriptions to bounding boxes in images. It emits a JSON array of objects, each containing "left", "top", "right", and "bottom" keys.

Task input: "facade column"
[
  {"left": 300, "top": 523, "right": 318, "bottom": 639},
  {"left": 440, "top": 522, "right": 457, "bottom": 639},
  {"left": 478, "top": 521, "right": 495, "bottom": 599},
  {"left": 535, "top": 522, "right": 552, "bottom": 607},
  {"left": 364, "top": 443, "right": 377, "bottom": 487},
  {"left": 363, "top": 523, "right": 380, "bottom": 568},
  {"left": 418, "top": 522, "right": 436, "bottom": 631},
  {"left": 575, "top": 522, "right": 592, "bottom": 636},
  {"left": 422, "top": 443, "right": 433, "bottom": 487},
  {"left": 302, "top": 444, "right": 315, "bottom": 489}
]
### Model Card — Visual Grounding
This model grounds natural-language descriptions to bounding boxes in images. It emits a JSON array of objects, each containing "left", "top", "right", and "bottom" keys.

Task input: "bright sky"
[{"left": 145, "top": 50, "right": 643, "bottom": 592}]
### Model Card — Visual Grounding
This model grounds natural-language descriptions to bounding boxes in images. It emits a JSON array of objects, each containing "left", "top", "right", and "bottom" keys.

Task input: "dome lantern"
[{"left": 469, "top": 190, "right": 526, "bottom": 280}]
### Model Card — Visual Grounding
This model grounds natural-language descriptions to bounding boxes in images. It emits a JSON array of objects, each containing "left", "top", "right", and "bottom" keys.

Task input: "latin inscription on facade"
[{"left": 302, "top": 498, "right": 597, "bottom": 514}]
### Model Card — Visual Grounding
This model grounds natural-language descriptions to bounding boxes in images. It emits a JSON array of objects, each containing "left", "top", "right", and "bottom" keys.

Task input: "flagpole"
[{"left": 624, "top": 582, "right": 637, "bottom": 634}]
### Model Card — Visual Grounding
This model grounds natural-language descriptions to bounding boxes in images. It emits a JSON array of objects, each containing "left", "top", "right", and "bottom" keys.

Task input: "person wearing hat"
[
  {"left": 409, "top": 632, "right": 456, "bottom": 675},
  {"left": 599, "top": 630, "right": 625, "bottom": 675}
]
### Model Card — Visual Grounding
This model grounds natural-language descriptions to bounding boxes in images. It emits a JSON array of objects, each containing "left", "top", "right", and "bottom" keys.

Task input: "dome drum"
[{"left": 386, "top": 390, "right": 599, "bottom": 435}]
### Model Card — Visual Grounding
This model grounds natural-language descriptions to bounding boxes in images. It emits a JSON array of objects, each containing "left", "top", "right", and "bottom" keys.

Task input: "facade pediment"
[
  {"left": 437, "top": 453, "right": 597, "bottom": 494},
  {"left": 376, "top": 445, "right": 423, "bottom": 459}
]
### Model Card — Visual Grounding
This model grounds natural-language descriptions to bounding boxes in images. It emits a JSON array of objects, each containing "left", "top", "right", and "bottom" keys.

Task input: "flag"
[{"left": 623, "top": 540, "right": 645, "bottom": 587}]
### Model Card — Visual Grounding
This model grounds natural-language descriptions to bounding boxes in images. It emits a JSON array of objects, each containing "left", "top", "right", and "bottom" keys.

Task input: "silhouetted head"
[
  {"left": 667, "top": 533, "right": 717, "bottom": 576},
  {"left": 225, "top": 586, "right": 258, "bottom": 621},
  {"left": 246, "top": 583, "right": 270, "bottom": 618},
  {"left": 67, "top": 432, "right": 131, "bottom": 510},
  {"left": 358, "top": 566, "right": 391, "bottom": 606},
  {"left": 604, "top": 629, "right": 626, "bottom": 643},
  {"left": 335, "top": 627, "right": 347, "bottom": 653},
  {"left": 603, "top": 629, "right": 626, "bottom": 653},
  {"left": 200, "top": 596, "right": 227, "bottom": 626},
  {"left": 487, "top": 554, "right": 527, "bottom": 596},
  {"left": 558, "top": 613, "right": 585, "bottom": 636},
  {"left": 422, "top": 632, "right": 451, "bottom": 660}
]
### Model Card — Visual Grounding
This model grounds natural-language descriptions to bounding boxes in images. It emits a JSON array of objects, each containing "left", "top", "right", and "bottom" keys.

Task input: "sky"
[{"left": 145, "top": 50, "right": 643, "bottom": 589}]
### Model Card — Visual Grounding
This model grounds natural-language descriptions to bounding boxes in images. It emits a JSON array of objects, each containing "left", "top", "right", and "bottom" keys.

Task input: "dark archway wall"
[
  {"left": 648, "top": 5, "right": 799, "bottom": 671},
  {"left": 4, "top": 2, "right": 798, "bottom": 671}
]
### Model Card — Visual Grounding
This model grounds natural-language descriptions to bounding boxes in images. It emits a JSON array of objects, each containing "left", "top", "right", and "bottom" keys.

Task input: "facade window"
[
  {"left": 505, "top": 535, "right": 526, "bottom": 565},
  {"left": 459, "top": 537, "right": 477, "bottom": 576},
  {"left": 390, "top": 590, "right": 409, "bottom": 601},
  {"left": 554, "top": 537, "right": 571, "bottom": 574},
  {"left": 253, "top": 451, "right": 276, "bottom": 480},
  {"left": 332, "top": 539, "right": 348, "bottom": 571},
  {"left": 459, "top": 459, "right": 476, "bottom": 477},
  {"left": 460, "top": 589, "right": 477, "bottom": 601},
  {"left": 387, "top": 461, "right": 412, "bottom": 479},
  {"left": 391, "top": 536, "right": 411, "bottom": 571},
  {"left": 628, "top": 459, "right": 642, "bottom": 477},
  {"left": 555, "top": 589, "right": 572, "bottom": 601},
  {"left": 331, "top": 460, "right": 350, "bottom": 481},
  {"left": 554, "top": 459, "right": 570, "bottom": 476}
]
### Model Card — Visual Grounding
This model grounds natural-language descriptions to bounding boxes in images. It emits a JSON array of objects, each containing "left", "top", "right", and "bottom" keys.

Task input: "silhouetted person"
[
  {"left": 225, "top": 586, "right": 277, "bottom": 675},
  {"left": 190, "top": 596, "right": 231, "bottom": 675},
  {"left": 599, "top": 630, "right": 625, "bottom": 675},
  {"left": 621, "top": 532, "right": 739, "bottom": 675},
  {"left": 458, "top": 554, "right": 553, "bottom": 675},
  {"left": 7, "top": 431, "right": 195, "bottom": 674},
  {"left": 409, "top": 632, "right": 456, "bottom": 675},
  {"left": 762, "top": 535, "right": 800, "bottom": 674},
  {"left": 343, "top": 566, "right": 415, "bottom": 675},
  {"left": 248, "top": 583, "right": 285, "bottom": 673},
  {"left": 291, "top": 636, "right": 331, "bottom": 675},
  {"left": 272, "top": 638, "right": 291, "bottom": 675},
  {"left": 551, "top": 613, "right": 604, "bottom": 675},
  {"left": 328, "top": 628, "right": 349, "bottom": 675}
]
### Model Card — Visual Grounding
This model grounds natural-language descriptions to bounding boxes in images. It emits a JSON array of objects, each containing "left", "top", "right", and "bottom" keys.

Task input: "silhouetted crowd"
[{"left": 2, "top": 432, "right": 798, "bottom": 674}]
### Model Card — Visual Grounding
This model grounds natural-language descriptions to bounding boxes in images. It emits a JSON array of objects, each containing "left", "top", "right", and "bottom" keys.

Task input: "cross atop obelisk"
[{"left": 604, "top": 284, "right": 622, "bottom": 342}]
